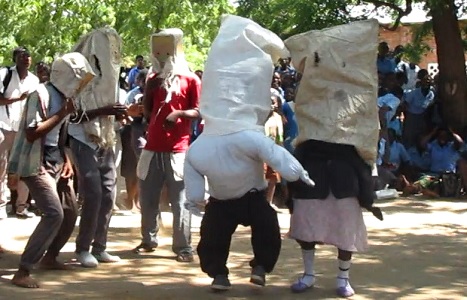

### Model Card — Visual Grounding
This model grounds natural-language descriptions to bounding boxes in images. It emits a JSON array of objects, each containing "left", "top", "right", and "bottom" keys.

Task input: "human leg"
[
  {"left": 197, "top": 199, "right": 239, "bottom": 290},
  {"left": 135, "top": 151, "right": 164, "bottom": 252},
  {"left": 41, "top": 174, "right": 78, "bottom": 269},
  {"left": 15, "top": 181, "right": 34, "bottom": 218},
  {"left": 0, "top": 130, "right": 15, "bottom": 204},
  {"left": 291, "top": 240, "right": 316, "bottom": 293},
  {"left": 13, "top": 171, "right": 64, "bottom": 288},
  {"left": 164, "top": 153, "right": 192, "bottom": 259},
  {"left": 336, "top": 248, "right": 355, "bottom": 298},
  {"left": 70, "top": 139, "right": 103, "bottom": 267},
  {"left": 248, "top": 191, "right": 281, "bottom": 286},
  {"left": 91, "top": 148, "right": 119, "bottom": 262}
]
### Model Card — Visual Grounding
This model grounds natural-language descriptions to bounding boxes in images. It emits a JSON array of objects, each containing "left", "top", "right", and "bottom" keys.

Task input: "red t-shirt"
[{"left": 144, "top": 73, "right": 201, "bottom": 153}]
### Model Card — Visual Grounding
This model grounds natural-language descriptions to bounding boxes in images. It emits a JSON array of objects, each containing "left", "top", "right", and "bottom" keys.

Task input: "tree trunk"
[{"left": 430, "top": 0, "right": 467, "bottom": 133}]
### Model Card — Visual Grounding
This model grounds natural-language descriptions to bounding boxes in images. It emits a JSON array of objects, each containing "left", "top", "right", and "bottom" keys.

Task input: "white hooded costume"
[
  {"left": 70, "top": 27, "right": 123, "bottom": 149},
  {"left": 183, "top": 15, "right": 313, "bottom": 290}
]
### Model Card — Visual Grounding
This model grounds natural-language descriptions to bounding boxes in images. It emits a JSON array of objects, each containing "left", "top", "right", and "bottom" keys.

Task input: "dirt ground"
[{"left": 0, "top": 196, "right": 466, "bottom": 300}]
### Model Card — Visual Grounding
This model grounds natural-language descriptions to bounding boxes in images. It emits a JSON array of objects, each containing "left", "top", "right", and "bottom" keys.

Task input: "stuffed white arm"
[
  {"left": 257, "top": 134, "right": 315, "bottom": 186},
  {"left": 183, "top": 154, "right": 206, "bottom": 217}
]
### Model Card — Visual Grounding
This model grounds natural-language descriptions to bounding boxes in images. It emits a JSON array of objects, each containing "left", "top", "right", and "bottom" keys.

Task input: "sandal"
[
  {"left": 132, "top": 243, "right": 157, "bottom": 254},
  {"left": 176, "top": 252, "right": 194, "bottom": 263}
]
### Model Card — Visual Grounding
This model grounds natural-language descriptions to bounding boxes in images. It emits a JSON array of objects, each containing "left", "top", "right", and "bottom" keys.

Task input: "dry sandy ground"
[{"left": 0, "top": 198, "right": 466, "bottom": 300}]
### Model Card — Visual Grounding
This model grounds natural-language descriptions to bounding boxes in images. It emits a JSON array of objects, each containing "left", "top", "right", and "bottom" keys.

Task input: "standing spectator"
[
  {"left": 264, "top": 94, "right": 284, "bottom": 206},
  {"left": 120, "top": 69, "right": 148, "bottom": 211},
  {"left": 402, "top": 70, "right": 435, "bottom": 148},
  {"left": 34, "top": 62, "right": 50, "bottom": 84},
  {"left": 0, "top": 47, "right": 39, "bottom": 218},
  {"left": 194, "top": 70, "right": 203, "bottom": 80},
  {"left": 275, "top": 58, "right": 296, "bottom": 76},
  {"left": 377, "top": 42, "right": 396, "bottom": 75},
  {"left": 127, "top": 55, "right": 145, "bottom": 90}
]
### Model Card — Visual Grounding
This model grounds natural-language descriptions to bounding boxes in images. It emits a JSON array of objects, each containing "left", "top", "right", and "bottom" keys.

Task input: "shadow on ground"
[{"left": 0, "top": 199, "right": 466, "bottom": 300}]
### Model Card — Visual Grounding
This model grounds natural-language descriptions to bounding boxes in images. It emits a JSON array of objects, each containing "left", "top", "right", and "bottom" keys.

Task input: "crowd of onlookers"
[
  {"left": 375, "top": 42, "right": 467, "bottom": 198},
  {"left": 1, "top": 41, "right": 465, "bottom": 227}
]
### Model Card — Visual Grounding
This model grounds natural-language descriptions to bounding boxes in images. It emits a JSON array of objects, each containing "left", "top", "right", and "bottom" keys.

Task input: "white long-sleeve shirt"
[{"left": 184, "top": 130, "right": 306, "bottom": 202}]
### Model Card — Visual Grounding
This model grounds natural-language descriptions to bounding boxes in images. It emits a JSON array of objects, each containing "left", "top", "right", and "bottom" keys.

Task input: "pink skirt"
[{"left": 289, "top": 194, "right": 368, "bottom": 252}]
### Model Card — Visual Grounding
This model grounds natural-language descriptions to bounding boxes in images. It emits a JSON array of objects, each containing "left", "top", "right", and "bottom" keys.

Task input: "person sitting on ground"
[{"left": 403, "top": 126, "right": 463, "bottom": 197}]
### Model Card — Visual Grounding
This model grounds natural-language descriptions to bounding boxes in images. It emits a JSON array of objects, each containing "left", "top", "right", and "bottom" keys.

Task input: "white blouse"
[{"left": 184, "top": 130, "right": 309, "bottom": 203}]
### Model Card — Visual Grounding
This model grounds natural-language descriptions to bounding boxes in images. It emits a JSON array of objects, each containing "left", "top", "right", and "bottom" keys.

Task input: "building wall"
[{"left": 378, "top": 20, "right": 467, "bottom": 69}]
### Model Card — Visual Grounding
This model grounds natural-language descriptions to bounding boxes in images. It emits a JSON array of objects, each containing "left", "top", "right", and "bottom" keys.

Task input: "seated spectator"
[
  {"left": 407, "top": 139, "right": 431, "bottom": 174},
  {"left": 403, "top": 127, "right": 463, "bottom": 197},
  {"left": 423, "top": 127, "right": 462, "bottom": 174},
  {"left": 378, "top": 86, "right": 404, "bottom": 128},
  {"left": 386, "top": 129, "right": 411, "bottom": 174},
  {"left": 375, "top": 134, "right": 397, "bottom": 190},
  {"left": 388, "top": 106, "right": 403, "bottom": 138}
]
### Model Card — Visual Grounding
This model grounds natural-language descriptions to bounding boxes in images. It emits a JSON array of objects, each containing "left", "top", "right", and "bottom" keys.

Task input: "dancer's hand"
[
  {"left": 300, "top": 171, "right": 315, "bottom": 187},
  {"left": 184, "top": 201, "right": 204, "bottom": 217},
  {"left": 164, "top": 110, "right": 181, "bottom": 129},
  {"left": 61, "top": 161, "right": 74, "bottom": 178}
]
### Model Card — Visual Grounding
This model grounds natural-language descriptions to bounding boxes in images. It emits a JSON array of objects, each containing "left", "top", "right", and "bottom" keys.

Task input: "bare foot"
[
  {"left": 39, "top": 258, "right": 73, "bottom": 270},
  {"left": 402, "top": 185, "right": 418, "bottom": 197},
  {"left": 421, "top": 189, "right": 440, "bottom": 198},
  {"left": 12, "top": 270, "right": 40, "bottom": 288}
]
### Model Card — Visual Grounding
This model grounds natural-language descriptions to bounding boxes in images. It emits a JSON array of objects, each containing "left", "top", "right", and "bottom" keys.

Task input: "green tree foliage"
[
  {"left": 0, "top": 0, "right": 234, "bottom": 69},
  {"left": 236, "top": 0, "right": 358, "bottom": 39}
]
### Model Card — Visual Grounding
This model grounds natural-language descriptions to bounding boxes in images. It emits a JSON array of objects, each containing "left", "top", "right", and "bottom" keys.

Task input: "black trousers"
[{"left": 197, "top": 190, "right": 281, "bottom": 278}]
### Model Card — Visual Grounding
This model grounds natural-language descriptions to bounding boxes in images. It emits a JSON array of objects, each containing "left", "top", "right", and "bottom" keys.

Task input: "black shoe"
[
  {"left": 250, "top": 266, "right": 266, "bottom": 286},
  {"left": 211, "top": 275, "right": 231, "bottom": 292},
  {"left": 132, "top": 243, "right": 157, "bottom": 254}
]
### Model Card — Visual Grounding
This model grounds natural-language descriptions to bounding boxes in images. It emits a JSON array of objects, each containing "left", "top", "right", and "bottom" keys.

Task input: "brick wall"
[{"left": 378, "top": 20, "right": 467, "bottom": 69}]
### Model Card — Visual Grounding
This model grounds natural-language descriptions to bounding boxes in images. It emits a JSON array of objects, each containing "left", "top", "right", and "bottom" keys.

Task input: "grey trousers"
[
  {"left": 139, "top": 152, "right": 192, "bottom": 254},
  {"left": 20, "top": 162, "right": 78, "bottom": 271},
  {"left": 0, "top": 129, "right": 29, "bottom": 206},
  {"left": 70, "top": 138, "right": 116, "bottom": 254}
]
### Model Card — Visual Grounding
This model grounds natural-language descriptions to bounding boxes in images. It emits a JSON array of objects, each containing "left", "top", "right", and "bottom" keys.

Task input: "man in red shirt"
[{"left": 134, "top": 29, "right": 200, "bottom": 262}]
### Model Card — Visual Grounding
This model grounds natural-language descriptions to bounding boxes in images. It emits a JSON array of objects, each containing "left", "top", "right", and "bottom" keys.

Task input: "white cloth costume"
[
  {"left": 183, "top": 14, "right": 313, "bottom": 290},
  {"left": 71, "top": 27, "right": 123, "bottom": 149},
  {"left": 184, "top": 15, "right": 312, "bottom": 208}
]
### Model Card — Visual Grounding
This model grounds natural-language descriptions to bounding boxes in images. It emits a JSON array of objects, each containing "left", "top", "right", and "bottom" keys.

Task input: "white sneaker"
[
  {"left": 93, "top": 251, "right": 121, "bottom": 263},
  {"left": 76, "top": 251, "right": 99, "bottom": 268},
  {"left": 16, "top": 208, "right": 35, "bottom": 218}
]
